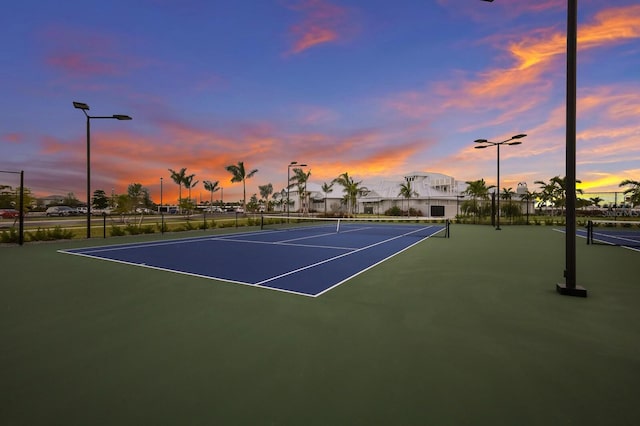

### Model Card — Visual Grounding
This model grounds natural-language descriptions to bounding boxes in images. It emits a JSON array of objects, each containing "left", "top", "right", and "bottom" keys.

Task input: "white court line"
[
  {"left": 60, "top": 229, "right": 279, "bottom": 255},
  {"left": 590, "top": 231, "right": 640, "bottom": 253},
  {"left": 315, "top": 230, "right": 438, "bottom": 297},
  {"left": 255, "top": 226, "right": 431, "bottom": 287},
  {"left": 219, "top": 238, "right": 356, "bottom": 251},
  {"left": 555, "top": 228, "right": 640, "bottom": 253},
  {"left": 59, "top": 224, "right": 445, "bottom": 297},
  {"left": 60, "top": 250, "right": 316, "bottom": 298}
]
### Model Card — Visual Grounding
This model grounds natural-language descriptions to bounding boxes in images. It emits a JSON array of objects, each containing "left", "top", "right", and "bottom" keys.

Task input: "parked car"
[
  {"left": 45, "top": 206, "right": 75, "bottom": 217},
  {"left": 203, "top": 206, "right": 224, "bottom": 213},
  {"left": 135, "top": 208, "right": 155, "bottom": 214},
  {"left": 0, "top": 209, "right": 20, "bottom": 219},
  {"left": 91, "top": 208, "right": 113, "bottom": 215},
  {"left": 74, "top": 206, "right": 88, "bottom": 215}
]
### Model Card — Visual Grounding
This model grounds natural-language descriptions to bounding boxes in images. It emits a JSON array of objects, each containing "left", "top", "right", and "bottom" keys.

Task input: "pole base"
[{"left": 556, "top": 283, "right": 587, "bottom": 297}]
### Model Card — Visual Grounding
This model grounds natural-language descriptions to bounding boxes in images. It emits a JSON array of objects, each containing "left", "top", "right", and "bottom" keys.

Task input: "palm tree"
[
  {"left": 589, "top": 196, "right": 604, "bottom": 208},
  {"left": 500, "top": 187, "right": 516, "bottom": 222},
  {"left": 398, "top": 180, "right": 418, "bottom": 216},
  {"left": 290, "top": 168, "right": 311, "bottom": 215},
  {"left": 259, "top": 183, "right": 273, "bottom": 212},
  {"left": 168, "top": 168, "right": 187, "bottom": 213},
  {"left": 321, "top": 182, "right": 334, "bottom": 216},
  {"left": 225, "top": 161, "right": 258, "bottom": 212},
  {"left": 183, "top": 173, "right": 198, "bottom": 214},
  {"left": 536, "top": 176, "right": 583, "bottom": 215},
  {"left": 333, "top": 172, "right": 365, "bottom": 217},
  {"left": 619, "top": 179, "right": 640, "bottom": 207},
  {"left": 462, "top": 179, "right": 493, "bottom": 220},
  {"left": 519, "top": 190, "right": 538, "bottom": 224},
  {"left": 203, "top": 180, "right": 220, "bottom": 209},
  {"left": 272, "top": 189, "right": 286, "bottom": 212}
]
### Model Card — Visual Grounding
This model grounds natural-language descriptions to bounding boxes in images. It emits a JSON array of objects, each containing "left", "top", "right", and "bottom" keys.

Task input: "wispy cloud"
[
  {"left": 388, "top": 4, "right": 640, "bottom": 121},
  {"left": 284, "top": 0, "right": 350, "bottom": 54},
  {"left": 39, "top": 26, "right": 148, "bottom": 79},
  {"left": 2, "top": 133, "right": 24, "bottom": 143}
]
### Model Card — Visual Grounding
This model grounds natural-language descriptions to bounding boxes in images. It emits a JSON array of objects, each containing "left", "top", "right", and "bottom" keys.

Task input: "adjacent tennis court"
[
  {"left": 60, "top": 217, "right": 449, "bottom": 297},
  {"left": 583, "top": 219, "right": 640, "bottom": 251}
]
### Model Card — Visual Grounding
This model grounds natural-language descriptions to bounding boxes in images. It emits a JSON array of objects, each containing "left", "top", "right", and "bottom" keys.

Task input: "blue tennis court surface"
[
  {"left": 60, "top": 222, "right": 446, "bottom": 297},
  {"left": 581, "top": 220, "right": 640, "bottom": 252}
]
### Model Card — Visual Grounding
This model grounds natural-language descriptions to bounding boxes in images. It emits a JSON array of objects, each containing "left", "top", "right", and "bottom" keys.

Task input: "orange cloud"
[
  {"left": 40, "top": 25, "right": 148, "bottom": 79},
  {"left": 2, "top": 132, "right": 24, "bottom": 143},
  {"left": 389, "top": 5, "right": 640, "bottom": 121},
  {"left": 285, "top": 0, "right": 349, "bottom": 54}
]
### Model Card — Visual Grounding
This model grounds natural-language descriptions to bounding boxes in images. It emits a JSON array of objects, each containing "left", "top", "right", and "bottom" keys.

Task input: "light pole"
[
  {"left": 287, "top": 161, "right": 307, "bottom": 216},
  {"left": 479, "top": 0, "right": 584, "bottom": 296},
  {"left": 160, "top": 177, "right": 164, "bottom": 234},
  {"left": 73, "top": 102, "right": 132, "bottom": 238},
  {"left": 474, "top": 134, "right": 527, "bottom": 230}
]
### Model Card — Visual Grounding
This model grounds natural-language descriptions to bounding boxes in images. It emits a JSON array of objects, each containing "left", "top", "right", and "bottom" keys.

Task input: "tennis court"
[
  {"left": 583, "top": 219, "right": 640, "bottom": 251},
  {"left": 60, "top": 217, "right": 449, "bottom": 297}
]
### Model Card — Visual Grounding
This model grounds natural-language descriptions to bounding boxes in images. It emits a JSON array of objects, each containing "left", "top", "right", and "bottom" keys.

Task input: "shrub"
[
  {"left": 110, "top": 225, "right": 126, "bottom": 236},
  {"left": 25, "top": 226, "right": 73, "bottom": 241},
  {"left": 0, "top": 228, "right": 19, "bottom": 243},
  {"left": 384, "top": 206, "right": 403, "bottom": 216}
]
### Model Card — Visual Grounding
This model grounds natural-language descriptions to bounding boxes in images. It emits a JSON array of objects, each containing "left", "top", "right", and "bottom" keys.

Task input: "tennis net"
[
  {"left": 586, "top": 219, "right": 640, "bottom": 247},
  {"left": 260, "top": 215, "right": 450, "bottom": 239}
]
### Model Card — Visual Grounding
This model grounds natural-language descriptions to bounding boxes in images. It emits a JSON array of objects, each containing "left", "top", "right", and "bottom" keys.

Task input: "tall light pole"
[
  {"left": 73, "top": 102, "right": 132, "bottom": 238},
  {"left": 160, "top": 177, "right": 164, "bottom": 234},
  {"left": 287, "top": 161, "right": 307, "bottom": 216},
  {"left": 479, "top": 0, "right": 585, "bottom": 295},
  {"left": 560, "top": 0, "right": 586, "bottom": 296},
  {"left": 474, "top": 134, "right": 527, "bottom": 230}
]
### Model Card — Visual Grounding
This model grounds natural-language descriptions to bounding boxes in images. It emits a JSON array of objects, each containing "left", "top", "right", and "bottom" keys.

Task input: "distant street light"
[
  {"left": 287, "top": 161, "right": 307, "bottom": 216},
  {"left": 160, "top": 177, "right": 164, "bottom": 234},
  {"left": 73, "top": 102, "right": 132, "bottom": 238},
  {"left": 474, "top": 134, "right": 527, "bottom": 230}
]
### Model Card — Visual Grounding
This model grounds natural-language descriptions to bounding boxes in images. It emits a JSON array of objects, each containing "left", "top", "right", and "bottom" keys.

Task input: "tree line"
[{"left": 460, "top": 176, "right": 640, "bottom": 219}]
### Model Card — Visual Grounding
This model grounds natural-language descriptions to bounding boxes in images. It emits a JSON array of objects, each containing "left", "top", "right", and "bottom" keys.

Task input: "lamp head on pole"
[
  {"left": 113, "top": 114, "right": 132, "bottom": 120},
  {"left": 73, "top": 101, "right": 90, "bottom": 111}
]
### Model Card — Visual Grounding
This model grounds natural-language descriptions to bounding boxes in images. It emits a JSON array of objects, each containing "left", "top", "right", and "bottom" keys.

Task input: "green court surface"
[{"left": 2, "top": 225, "right": 639, "bottom": 425}]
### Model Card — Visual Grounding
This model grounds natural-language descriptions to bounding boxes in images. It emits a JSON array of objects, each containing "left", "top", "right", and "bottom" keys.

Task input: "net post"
[
  {"left": 446, "top": 219, "right": 450, "bottom": 238},
  {"left": 336, "top": 218, "right": 341, "bottom": 233},
  {"left": 260, "top": 213, "right": 264, "bottom": 230},
  {"left": 586, "top": 220, "right": 592, "bottom": 245}
]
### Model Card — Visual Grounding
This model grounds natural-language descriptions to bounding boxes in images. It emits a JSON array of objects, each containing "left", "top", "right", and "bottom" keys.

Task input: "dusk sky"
[{"left": 2, "top": 0, "right": 639, "bottom": 204}]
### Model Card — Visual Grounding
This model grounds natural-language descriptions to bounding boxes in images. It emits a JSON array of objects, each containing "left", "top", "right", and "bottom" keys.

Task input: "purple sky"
[{"left": 2, "top": 0, "right": 639, "bottom": 203}]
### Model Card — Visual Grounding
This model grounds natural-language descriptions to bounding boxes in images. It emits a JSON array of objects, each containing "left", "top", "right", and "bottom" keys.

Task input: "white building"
[{"left": 286, "top": 172, "right": 469, "bottom": 219}]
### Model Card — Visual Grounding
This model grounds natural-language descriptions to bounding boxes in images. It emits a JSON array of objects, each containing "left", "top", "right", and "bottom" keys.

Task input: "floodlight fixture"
[
  {"left": 73, "top": 101, "right": 90, "bottom": 110},
  {"left": 473, "top": 133, "right": 527, "bottom": 230},
  {"left": 73, "top": 101, "right": 132, "bottom": 238}
]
